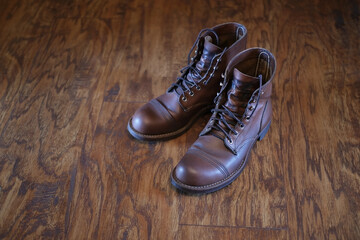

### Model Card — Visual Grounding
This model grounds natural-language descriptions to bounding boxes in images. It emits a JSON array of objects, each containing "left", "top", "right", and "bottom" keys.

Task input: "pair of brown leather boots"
[{"left": 127, "top": 22, "right": 276, "bottom": 194}]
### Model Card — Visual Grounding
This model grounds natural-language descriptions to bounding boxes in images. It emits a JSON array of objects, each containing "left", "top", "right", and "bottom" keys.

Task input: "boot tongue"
[
  {"left": 224, "top": 68, "right": 259, "bottom": 114},
  {"left": 187, "top": 36, "right": 222, "bottom": 82},
  {"left": 212, "top": 68, "right": 259, "bottom": 139}
]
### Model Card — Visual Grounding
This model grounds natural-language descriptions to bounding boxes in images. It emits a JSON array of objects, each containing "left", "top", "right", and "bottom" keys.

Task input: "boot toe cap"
[
  {"left": 173, "top": 151, "right": 226, "bottom": 187},
  {"left": 129, "top": 99, "right": 176, "bottom": 136},
  {"left": 130, "top": 107, "right": 153, "bottom": 134}
]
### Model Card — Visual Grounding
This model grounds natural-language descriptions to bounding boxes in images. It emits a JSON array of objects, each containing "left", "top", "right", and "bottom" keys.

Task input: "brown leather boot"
[
  {"left": 127, "top": 23, "right": 247, "bottom": 141},
  {"left": 171, "top": 48, "right": 276, "bottom": 193}
]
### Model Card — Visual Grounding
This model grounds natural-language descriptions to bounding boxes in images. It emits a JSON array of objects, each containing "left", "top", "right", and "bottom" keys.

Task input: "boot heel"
[{"left": 258, "top": 121, "right": 271, "bottom": 141}]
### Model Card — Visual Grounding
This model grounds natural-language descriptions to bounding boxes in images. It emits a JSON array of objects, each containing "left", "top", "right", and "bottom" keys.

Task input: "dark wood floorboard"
[{"left": 0, "top": 0, "right": 359, "bottom": 239}]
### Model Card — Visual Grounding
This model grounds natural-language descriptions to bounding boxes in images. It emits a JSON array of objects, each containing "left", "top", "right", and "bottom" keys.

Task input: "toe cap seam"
[{"left": 187, "top": 148, "right": 229, "bottom": 177}]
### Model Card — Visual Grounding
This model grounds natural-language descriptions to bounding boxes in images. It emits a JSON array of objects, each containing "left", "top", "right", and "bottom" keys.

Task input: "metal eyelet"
[
  {"left": 189, "top": 91, "right": 194, "bottom": 96},
  {"left": 210, "top": 73, "right": 214, "bottom": 77},
  {"left": 234, "top": 131, "right": 239, "bottom": 136},
  {"left": 221, "top": 73, "right": 225, "bottom": 78},
  {"left": 217, "top": 58, "right": 221, "bottom": 62},
  {"left": 227, "top": 139, "right": 233, "bottom": 144},
  {"left": 252, "top": 99, "right": 257, "bottom": 103},
  {"left": 220, "top": 82, "right": 223, "bottom": 86},
  {"left": 182, "top": 97, "right": 187, "bottom": 101},
  {"left": 240, "top": 124, "right": 245, "bottom": 129},
  {"left": 195, "top": 50, "right": 198, "bottom": 54},
  {"left": 249, "top": 106, "right": 254, "bottom": 111},
  {"left": 245, "top": 116, "right": 250, "bottom": 122},
  {"left": 196, "top": 86, "right": 201, "bottom": 90},
  {"left": 216, "top": 92, "right": 220, "bottom": 96},
  {"left": 191, "top": 57, "right": 194, "bottom": 61},
  {"left": 213, "top": 66, "right": 218, "bottom": 70}
]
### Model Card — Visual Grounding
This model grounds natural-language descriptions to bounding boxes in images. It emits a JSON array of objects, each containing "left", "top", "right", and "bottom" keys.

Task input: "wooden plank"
[
  {"left": 0, "top": 16, "right": 113, "bottom": 239},
  {"left": 177, "top": 225, "right": 287, "bottom": 240},
  {"left": 274, "top": 1, "right": 360, "bottom": 239}
]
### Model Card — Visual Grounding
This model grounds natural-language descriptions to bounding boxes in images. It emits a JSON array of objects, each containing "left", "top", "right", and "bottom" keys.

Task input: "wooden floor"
[{"left": 0, "top": 0, "right": 359, "bottom": 239}]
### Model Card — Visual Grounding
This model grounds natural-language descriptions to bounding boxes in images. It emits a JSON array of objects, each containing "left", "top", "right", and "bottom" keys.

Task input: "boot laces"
[
  {"left": 208, "top": 75, "right": 263, "bottom": 143},
  {"left": 168, "top": 29, "right": 226, "bottom": 99}
]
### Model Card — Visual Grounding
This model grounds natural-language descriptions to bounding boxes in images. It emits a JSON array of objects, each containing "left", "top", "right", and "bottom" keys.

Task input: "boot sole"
[
  {"left": 170, "top": 120, "right": 271, "bottom": 194},
  {"left": 127, "top": 106, "right": 213, "bottom": 141}
]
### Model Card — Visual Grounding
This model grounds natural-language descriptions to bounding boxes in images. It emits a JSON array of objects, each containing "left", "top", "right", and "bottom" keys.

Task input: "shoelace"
[
  {"left": 168, "top": 29, "right": 225, "bottom": 99},
  {"left": 208, "top": 75, "right": 263, "bottom": 143}
]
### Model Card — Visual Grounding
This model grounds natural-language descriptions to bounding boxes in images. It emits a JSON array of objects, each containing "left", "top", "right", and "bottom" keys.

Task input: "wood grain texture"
[{"left": 0, "top": 0, "right": 359, "bottom": 239}]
